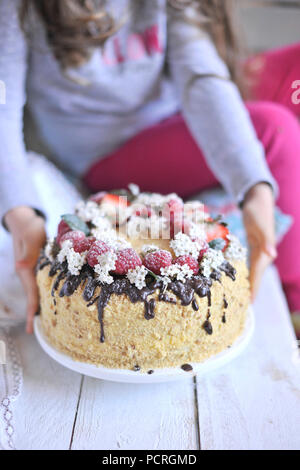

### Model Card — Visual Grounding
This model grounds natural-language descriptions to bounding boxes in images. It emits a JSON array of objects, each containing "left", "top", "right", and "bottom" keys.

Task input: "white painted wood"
[
  {"left": 197, "top": 266, "right": 300, "bottom": 450},
  {"left": 13, "top": 327, "right": 82, "bottom": 450},
  {"left": 71, "top": 377, "right": 199, "bottom": 450}
]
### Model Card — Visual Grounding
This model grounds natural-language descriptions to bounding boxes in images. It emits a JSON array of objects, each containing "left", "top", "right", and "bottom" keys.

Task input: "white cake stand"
[{"left": 34, "top": 307, "right": 254, "bottom": 384}]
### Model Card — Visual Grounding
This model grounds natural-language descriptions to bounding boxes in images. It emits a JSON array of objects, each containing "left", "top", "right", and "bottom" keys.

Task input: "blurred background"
[{"left": 239, "top": 0, "right": 300, "bottom": 51}]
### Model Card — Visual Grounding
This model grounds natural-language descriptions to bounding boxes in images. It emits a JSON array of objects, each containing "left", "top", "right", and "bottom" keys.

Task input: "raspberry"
[
  {"left": 167, "top": 198, "right": 184, "bottom": 214},
  {"left": 174, "top": 256, "right": 199, "bottom": 274},
  {"left": 56, "top": 220, "right": 71, "bottom": 244},
  {"left": 143, "top": 250, "right": 173, "bottom": 275},
  {"left": 59, "top": 230, "right": 85, "bottom": 248},
  {"left": 170, "top": 216, "right": 191, "bottom": 239},
  {"left": 112, "top": 248, "right": 142, "bottom": 275},
  {"left": 182, "top": 219, "right": 191, "bottom": 234},
  {"left": 198, "top": 248, "right": 208, "bottom": 262},
  {"left": 87, "top": 240, "right": 110, "bottom": 267},
  {"left": 189, "top": 238, "right": 208, "bottom": 261},
  {"left": 134, "top": 206, "right": 153, "bottom": 217},
  {"left": 73, "top": 236, "right": 96, "bottom": 254}
]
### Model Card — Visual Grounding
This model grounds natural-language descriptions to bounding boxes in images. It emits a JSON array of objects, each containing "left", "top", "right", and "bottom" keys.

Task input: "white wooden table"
[{"left": 11, "top": 266, "right": 300, "bottom": 450}]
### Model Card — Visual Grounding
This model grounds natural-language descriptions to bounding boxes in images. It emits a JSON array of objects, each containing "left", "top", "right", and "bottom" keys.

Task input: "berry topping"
[
  {"left": 56, "top": 220, "right": 71, "bottom": 244},
  {"left": 59, "top": 230, "right": 85, "bottom": 248},
  {"left": 166, "top": 198, "right": 184, "bottom": 214},
  {"left": 206, "top": 223, "right": 229, "bottom": 249},
  {"left": 162, "top": 198, "right": 185, "bottom": 238},
  {"left": 101, "top": 193, "right": 129, "bottom": 208},
  {"left": 170, "top": 216, "right": 191, "bottom": 239},
  {"left": 73, "top": 236, "right": 96, "bottom": 254},
  {"left": 198, "top": 248, "right": 208, "bottom": 262},
  {"left": 173, "top": 256, "right": 199, "bottom": 274},
  {"left": 112, "top": 248, "right": 142, "bottom": 275},
  {"left": 143, "top": 249, "right": 173, "bottom": 275},
  {"left": 89, "top": 191, "right": 107, "bottom": 203},
  {"left": 87, "top": 240, "right": 110, "bottom": 267},
  {"left": 134, "top": 206, "right": 153, "bottom": 217}
]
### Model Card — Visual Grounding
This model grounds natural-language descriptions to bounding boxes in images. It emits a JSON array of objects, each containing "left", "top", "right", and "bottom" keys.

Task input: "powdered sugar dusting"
[
  {"left": 225, "top": 234, "right": 247, "bottom": 261},
  {"left": 170, "top": 232, "right": 201, "bottom": 258},
  {"left": 75, "top": 200, "right": 102, "bottom": 222},
  {"left": 45, "top": 238, "right": 55, "bottom": 261},
  {"left": 135, "top": 192, "right": 182, "bottom": 208},
  {"left": 94, "top": 251, "right": 117, "bottom": 285},
  {"left": 160, "top": 263, "right": 194, "bottom": 283},
  {"left": 126, "top": 265, "right": 148, "bottom": 289},
  {"left": 141, "top": 244, "right": 159, "bottom": 256},
  {"left": 200, "top": 248, "right": 225, "bottom": 278},
  {"left": 57, "top": 240, "right": 87, "bottom": 276}
]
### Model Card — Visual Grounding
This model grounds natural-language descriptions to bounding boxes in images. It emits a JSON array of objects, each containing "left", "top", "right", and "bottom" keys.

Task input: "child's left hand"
[{"left": 242, "top": 183, "right": 277, "bottom": 302}]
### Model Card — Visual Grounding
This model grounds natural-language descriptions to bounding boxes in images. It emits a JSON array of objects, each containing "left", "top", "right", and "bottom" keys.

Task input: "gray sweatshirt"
[{"left": 0, "top": 0, "right": 277, "bottom": 221}]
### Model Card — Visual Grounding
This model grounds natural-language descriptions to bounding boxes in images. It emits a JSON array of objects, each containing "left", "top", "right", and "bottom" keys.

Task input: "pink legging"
[{"left": 84, "top": 43, "right": 300, "bottom": 312}]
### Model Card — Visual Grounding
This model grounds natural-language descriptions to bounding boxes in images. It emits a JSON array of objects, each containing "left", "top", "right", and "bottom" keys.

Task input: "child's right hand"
[{"left": 4, "top": 206, "right": 47, "bottom": 334}]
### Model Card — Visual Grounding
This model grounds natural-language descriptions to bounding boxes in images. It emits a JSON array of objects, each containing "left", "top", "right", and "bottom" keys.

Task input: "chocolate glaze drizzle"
[
  {"left": 181, "top": 363, "right": 193, "bottom": 372},
  {"left": 37, "top": 252, "right": 236, "bottom": 343},
  {"left": 222, "top": 295, "right": 228, "bottom": 323}
]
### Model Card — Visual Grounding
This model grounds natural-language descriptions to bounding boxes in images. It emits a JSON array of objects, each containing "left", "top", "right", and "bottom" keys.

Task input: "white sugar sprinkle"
[
  {"left": 141, "top": 244, "right": 159, "bottom": 256},
  {"left": 45, "top": 238, "right": 55, "bottom": 261},
  {"left": 160, "top": 263, "right": 193, "bottom": 283},
  {"left": 126, "top": 265, "right": 148, "bottom": 290},
  {"left": 170, "top": 232, "right": 201, "bottom": 258},
  {"left": 200, "top": 248, "right": 224, "bottom": 278},
  {"left": 57, "top": 240, "right": 87, "bottom": 276},
  {"left": 94, "top": 251, "right": 117, "bottom": 285},
  {"left": 225, "top": 234, "right": 247, "bottom": 261}
]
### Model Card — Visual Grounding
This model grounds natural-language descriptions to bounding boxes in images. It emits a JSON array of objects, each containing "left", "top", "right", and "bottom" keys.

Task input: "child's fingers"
[
  {"left": 15, "top": 231, "right": 45, "bottom": 269},
  {"left": 17, "top": 267, "right": 39, "bottom": 334},
  {"left": 249, "top": 248, "right": 273, "bottom": 302},
  {"left": 263, "top": 242, "right": 277, "bottom": 260}
]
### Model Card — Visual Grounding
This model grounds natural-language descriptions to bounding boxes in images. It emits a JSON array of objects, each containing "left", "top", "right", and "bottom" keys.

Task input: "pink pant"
[{"left": 84, "top": 43, "right": 300, "bottom": 312}]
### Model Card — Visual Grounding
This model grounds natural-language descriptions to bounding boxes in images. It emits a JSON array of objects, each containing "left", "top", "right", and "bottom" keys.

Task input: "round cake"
[{"left": 37, "top": 186, "right": 250, "bottom": 372}]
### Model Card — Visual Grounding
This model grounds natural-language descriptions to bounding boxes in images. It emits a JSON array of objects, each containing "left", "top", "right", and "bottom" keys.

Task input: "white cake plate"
[{"left": 34, "top": 307, "right": 254, "bottom": 384}]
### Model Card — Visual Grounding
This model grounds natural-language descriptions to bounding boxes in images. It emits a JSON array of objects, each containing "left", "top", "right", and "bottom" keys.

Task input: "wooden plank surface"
[
  {"left": 196, "top": 267, "right": 300, "bottom": 450},
  {"left": 13, "top": 328, "right": 82, "bottom": 450},
  {"left": 71, "top": 376, "right": 199, "bottom": 450}
]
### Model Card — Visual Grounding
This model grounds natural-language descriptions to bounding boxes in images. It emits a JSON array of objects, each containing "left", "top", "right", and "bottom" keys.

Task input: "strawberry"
[
  {"left": 101, "top": 193, "right": 129, "bottom": 208},
  {"left": 206, "top": 223, "right": 229, "bottom": 250},
  {"left": 173, "top": 256, "right": 199, "bottom": 274},
  {"left": 89, "top": 191, "right": 107, "bottom": 204},
  {"left": 87, "top": 240, "right": 110, "bottom": 267},
  {"left": 59, "top": 230, "right": 85, "bottom": 248},
  {"left": 112, "top": 248, "right": 142, "bottom": 275},
  {"left": 143, "top": 250, "right": 173, "bottom": 275},
  {"left": 56, "top": 220, "right": 71, "bottom": 244}
]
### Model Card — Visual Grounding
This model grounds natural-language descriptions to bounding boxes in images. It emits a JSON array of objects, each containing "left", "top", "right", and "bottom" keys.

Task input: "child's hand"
[
  {"left": 243, "top": 183, "right": 277, "bottom": 302},
  {"left": 5, "top": 206, "right": 46, "bottom": 334}
]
